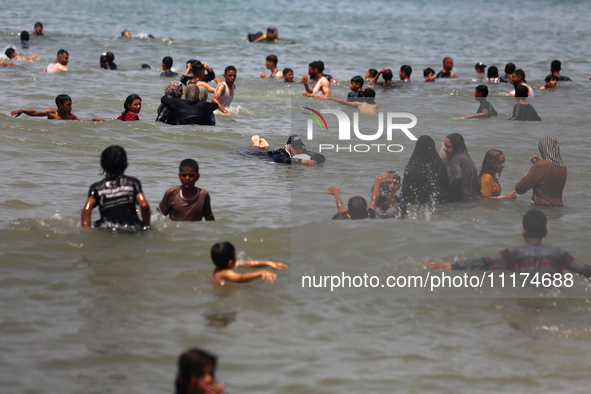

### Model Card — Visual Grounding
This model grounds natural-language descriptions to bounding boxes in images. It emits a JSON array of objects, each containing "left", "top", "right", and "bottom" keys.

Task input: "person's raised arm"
[
  {"left": 197, "top": 81, "right": 217, "bottom": 93},
  {"left": 371, "top": 68, "right": 386, "bottom": 85},
  {"left": 302, "top": 74, "right": 312, "bottom": 94},
  {"left": 136, "top": 193, "right": 151, "bottom": 226},
  {"left": 81, "top": 197, "right": 96, "bottom": 228},
  {"left": 328, "top": 186, "right": 346, "bottom": 213},
  {"left": 368, "top": 173, "right": 390, "bottom": 212}
]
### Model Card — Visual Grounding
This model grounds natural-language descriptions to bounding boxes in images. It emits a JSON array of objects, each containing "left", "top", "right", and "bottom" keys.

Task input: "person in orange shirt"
[{"left": 479, "top": 149, "right": 516, "bottom": 199}]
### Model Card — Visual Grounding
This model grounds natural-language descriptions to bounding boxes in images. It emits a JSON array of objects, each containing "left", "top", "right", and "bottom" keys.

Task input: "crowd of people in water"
[{"left": 4, "top": 22, "right": 590, "bottom": 393}]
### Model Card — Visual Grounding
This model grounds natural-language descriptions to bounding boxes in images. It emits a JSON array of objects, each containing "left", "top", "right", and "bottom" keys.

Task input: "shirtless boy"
[
  {"left": 211, "top": 242, "right": 288, "bottom": 285},
  {"left": 329, "top": 88, "right": 378, "bottom": 115},
  {"left": 11, "top": 94, "right": 105, "bottom": 121},
  {"left": 259, "top": 54, "right": 283, "bottom": 79},
  {"left": 302, "top": 60, "right": 331, "bottom": 97},
  {"left": 44, "top": 49, "right": 69, "bottom": 73}
]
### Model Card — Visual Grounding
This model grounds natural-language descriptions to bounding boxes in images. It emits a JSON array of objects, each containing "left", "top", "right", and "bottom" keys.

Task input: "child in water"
[
  {"left": 211, "top": 242, "right": 287, "bottom": 285},
  {"left": 81, "top": 145, "right": 150, "bottom": 229},
  {"left": 175, "top": 348, "right": 224, "bottom": 394},
  {"left": 158, "top": 158, "right": 215, "bottom": 222},
  {"left": 117, "top": 94, "right": 141, "bottom": 121}
]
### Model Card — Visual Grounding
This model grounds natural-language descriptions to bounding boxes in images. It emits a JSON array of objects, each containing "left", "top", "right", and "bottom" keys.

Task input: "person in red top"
[{"left": 117, "top": 94, "right": 141, "bottom": 121}]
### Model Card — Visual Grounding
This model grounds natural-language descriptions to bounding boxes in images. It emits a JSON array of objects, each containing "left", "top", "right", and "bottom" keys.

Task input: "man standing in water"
[
  {"left": 302, "top": 61, "right": 331, "bottom": 97},
  {"left": 44, "top": 49, "right": 69, "bottom": 73},
  {"left": 436, "top": 57, "right": 456, "bottom": 78}
]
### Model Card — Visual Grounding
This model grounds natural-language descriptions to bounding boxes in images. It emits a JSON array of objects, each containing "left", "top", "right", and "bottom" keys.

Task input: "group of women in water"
[{"left": 400, "top": 133, "right": 566, "bottom": 207}]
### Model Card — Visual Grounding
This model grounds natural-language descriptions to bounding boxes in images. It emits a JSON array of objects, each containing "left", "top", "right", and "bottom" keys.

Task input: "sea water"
[{"left": 2, "top": 0, "right": 591, "bottom": 392}]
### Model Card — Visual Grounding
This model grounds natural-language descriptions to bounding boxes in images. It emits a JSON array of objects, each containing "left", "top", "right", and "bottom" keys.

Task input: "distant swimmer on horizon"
[
  {"left": 212, "top": 66, "right": 236, "bottom": 114},
  {"left": 158, "top": 158, "right": 215, "bottom": 222},
  {"left": 121, "top": 29, "right": 154, "bottom": 39},
  {"left": 43, "top": 49, "right": 69, "bottom": 73},
  {"left": 5, "top": 48, "right": 38, "bottom": 61},
  {"left": 458, "top": 85, "right": 497, "bottom": 119},
  {"left": 328, "top": 88, "right": 378, "bottom": 115},
  {"left": 436, "top": 57, "right": 456, "bottom": 78},
  {"left": 423, "top": 68, "right": 436, "bottom": 82},
  {"left": 243, "top": 27, "right": 282, "bottom": 43},
  {"left": 81, "top": 145, "right": 151, "bottom": 229},
  {"left": 370, "top": 68, "right": 396, "bottom": 87},
  {"left": 259, "top": 54, "right": 283, "bottom": 79},
  {"left": 121, "top": 30, "right": 131, "bottom": 38},
  {"left": 117, "top": 94, "right": 142, "bottom": 122},
  {"left": 510, "top": 85, "right": 541, "bottom": 121},
  {"left": 302, "top": 60, "right": 331, "bottom": 97},
  {"left": 10, "top": 94, "right": 106, "bottom": 121},
  {"left": 99, "top": 52, "right": 117, "bottom": 70},
  {"left": 33, "top": 21, "right": 43, "bottom": 36},
  {"left": 211, "top": 241, "right": 288, "bottom": 285}
]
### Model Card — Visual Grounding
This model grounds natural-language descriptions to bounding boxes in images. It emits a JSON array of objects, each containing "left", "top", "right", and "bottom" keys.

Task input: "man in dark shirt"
[
  {"left": 160, "top": 56, "right": 178, "bottom": 77},
  {"left": 547, "top": 59, "right": 571, "bottom": 81},
  {"left": 436, "top": 57, "right": 456, "bottom": 78},
  {"left": 424, "top": 210, "right": 591, "bottom": 278}
]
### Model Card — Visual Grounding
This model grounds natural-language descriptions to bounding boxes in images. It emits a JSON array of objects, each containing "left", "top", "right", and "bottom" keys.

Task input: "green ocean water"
[{"left": 2, "top": 0, "right": 591, "bottom": 392}]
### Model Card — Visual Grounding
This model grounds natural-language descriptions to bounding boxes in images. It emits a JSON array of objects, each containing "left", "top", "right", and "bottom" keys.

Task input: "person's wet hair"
[
  {"left": 479, "top": 148, "right": 504, "bottom": 181},
  {"left": 382, "top": 69, "right": 393, "bottom": 81},
  {"left": 124, "top": 94, "right": 141, "bottom": 110},
  {"left": 106, "top": 52, "right": 115, "bottom": 62},
  {"left": 363, "top": 88, "right": 376, "bottom": 104},
  {"left": 100, "top": 145, "right": 128, "bottom": 178},
  {"left": 514, "top": 69, "right": 526, "bottom": 82},
  {"left": 523, "top": 210, "right": 546, "bottom": 239},
  {"left": 20, "top": 31, "right": 29, "bottom": 42},
  {"left": 487, "top": 66, "right": 499, "bottom": 78},
  {"left": 545, "top": 74, "right": 557, "bottom": 83},
  {"left": 309, "top": 60, "right": 324, "bottom": 73},
  {"left": 367, "top": 68, "right": 378, "bottom": 78},
  {"left": 224, "top": 65, "right": 236, "bottom": 74},
  {"left": 175, "top": 348, "right": 217, "bottom": 394},
  {"left": 5, "top": 48, "right": 16, "bottom": 59},
  {"left": 475, "top": 85, "right": 488, "bottom": 97},
  {"left": 423, "top": 67, "right": 435, "bottom": 77},
  {"left": 504, "top": 62, "right": 516, "bottom": 74},
  {"left": 348, "top": 196, "right": 368, "bottom": 219},
  {"left": 179, "top": 158, "right": 199, "bottom": 173},
  {"left": 400, "top": 65, "right": 412, "bottom": 77},
  {"left": 191, "top": 60, "right": 205, "bottom": 75},
  {"left": 551, "top": 59, "right": 561, "bottom": 72},
  {"left": 140, "top": 64, "right": 151, "bottom": 69},
  {"left": 211, "top": 242, "right": 235, "bottom": 270},
  {"left": 57, "top": 48, "right": 68, "bottom": 56},
  {"left": 266, "top": 54, "right": 278, "bottom": 66},
  {"left": 55, "top": 94, "right": 72, "bottom": 107},
  {"left": 351, "top": 75, "right": 364, "bottom": 86},
  {"left": 162, "top": 56, "right": 173, "bottom": 69},
  {"left": 283, "top": 67, "right": 293, "bottom": 75},
  {"left": 515, "top": 84, "right": 529, "bottom": 98}
]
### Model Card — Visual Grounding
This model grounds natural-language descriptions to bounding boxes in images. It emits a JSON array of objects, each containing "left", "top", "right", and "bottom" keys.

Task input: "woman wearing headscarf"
[
  {"left": 443, "top": 133, "right": 480, "bottom": 202},
  {"left": 156, "top": 81, "right": 182, "bottom": 125},
  {"left": 401, "top": 135, "right": 448, "bottom": 204},
  {"left": 515, "top": 134, "right": 567, "bottom": 207}
]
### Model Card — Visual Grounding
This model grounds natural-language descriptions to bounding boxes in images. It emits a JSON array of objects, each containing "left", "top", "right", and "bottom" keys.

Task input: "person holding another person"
[
  {"left": 159, "top": 84, "right": 218, "bottom": 125},
  {"left": 99, "top": 52, "right": 117, "bottom": 70},
  {"left": 515, "top": 134, "right": 566, "bottom": 207},
  {"left": 478, "top": 149, "right": 517, "bottom": 199}
]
